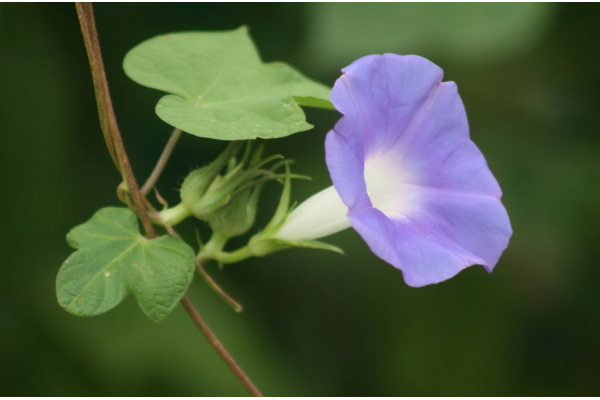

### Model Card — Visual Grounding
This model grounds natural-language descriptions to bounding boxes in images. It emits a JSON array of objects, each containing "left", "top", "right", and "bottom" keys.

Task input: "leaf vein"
[{"left": 65, "top": 239, "right": 142, "bottom": 312}]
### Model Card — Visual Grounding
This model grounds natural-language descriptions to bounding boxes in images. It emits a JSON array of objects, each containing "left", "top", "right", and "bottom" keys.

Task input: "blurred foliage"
[
  {"left": 1, "top": 3, "right": 600, "bottom": 396},
  {"left": 305, "top": 3, "right": 557, "bottom": 69}
]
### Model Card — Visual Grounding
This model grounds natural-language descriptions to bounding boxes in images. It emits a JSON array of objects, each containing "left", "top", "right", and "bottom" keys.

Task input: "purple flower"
[{"left": 276, "top": 54, "right": 512, "bottom": 287}]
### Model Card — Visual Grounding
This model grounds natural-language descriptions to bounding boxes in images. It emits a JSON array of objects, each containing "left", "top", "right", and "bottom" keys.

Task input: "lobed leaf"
[
  {"left": 57, "top": 208, "right": 196, "bottom": 322},
  {"left": 124, "top": 27, "right": 333, "bottom": 140}
]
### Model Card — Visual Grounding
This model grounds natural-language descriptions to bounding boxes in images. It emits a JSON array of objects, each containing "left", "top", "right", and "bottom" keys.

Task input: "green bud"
[
  {"left": 195, "top": 164, "right": 342, "bottom": 265},
  {"left": 179, "top": 141, "right": 286, "bottom": 223},
  {"left": 183, "top": 175, "right": 231, "bottom": 220},
  {"left": 165, "top": 141, "right": 297, "bottom": 233},
  {"left": 180, "top": 142, "right": 243, "bottom": 220},
  {"left": 208, "top": 184, "right": 263, "bottom": 238},
  {"left": 180, "top": 166, "right": 217, "bottom": 209}
]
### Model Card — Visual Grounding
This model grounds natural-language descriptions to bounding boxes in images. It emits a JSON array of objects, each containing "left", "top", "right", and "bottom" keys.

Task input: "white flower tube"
[{"left": 275, "top": 186, "right": 350, "bottom": 242}]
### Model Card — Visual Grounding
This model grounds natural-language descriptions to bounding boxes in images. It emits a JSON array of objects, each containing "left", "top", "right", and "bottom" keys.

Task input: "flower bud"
[
  {"left": 179, "top": 142, "right": 243, "bottom": 220},
  {"left": 207, "top": 184, "right": 262, "bottom": 238}
]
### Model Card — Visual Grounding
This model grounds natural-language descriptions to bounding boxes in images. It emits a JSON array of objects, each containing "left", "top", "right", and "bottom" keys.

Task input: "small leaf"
[
  {"left": 57, "top": 208, "right": 195, "bottom": 322},
  {"left": 124, "top": 27, "right": 333, "bottom": 141}
]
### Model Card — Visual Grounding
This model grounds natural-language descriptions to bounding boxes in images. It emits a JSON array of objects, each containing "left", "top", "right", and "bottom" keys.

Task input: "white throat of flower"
[{"left": 275, "top": 153, "right": 415, "bottom": 242}]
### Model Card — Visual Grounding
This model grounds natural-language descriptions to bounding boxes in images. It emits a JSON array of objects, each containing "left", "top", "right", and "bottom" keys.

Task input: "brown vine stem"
[
  {"left": 181, "top": 295, "right": 263, "bottom": 396},
  {"left": 141, "top": 128, "right": 182, "bottom": 196},
  {"left": 76, "top": 2, "right": 154, "bottom": 237},
  {"left": 75, "top": 3, "right": 262, "bottom": 396},
  {"left": 196, "top": 261, "right": 243, "bottom": 312},
  {"left": 74, "top": 3, "right": 118, "bottom": 171}
]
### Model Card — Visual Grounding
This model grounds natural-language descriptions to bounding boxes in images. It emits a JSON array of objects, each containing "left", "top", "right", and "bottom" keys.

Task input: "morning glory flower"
[{"left": 276, "top": 54, "right": 512, "bottom": 287}]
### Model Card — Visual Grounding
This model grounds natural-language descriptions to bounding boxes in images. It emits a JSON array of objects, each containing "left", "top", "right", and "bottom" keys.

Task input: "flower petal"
[
  {"left": 413, "top": 188, "right": 512, "bottom": 269},
  {"left": 325, "top": 127, "right": 370, "bottom": 210},
  {"left": 386, "top": 80, "right": 502, "bottom": 197},
  {"left": 330, "top": 54, "right": 443, "bottom": 157},
  {"left": 349, "top": 190, "right": 511, "bottom": 287},
  {"left": 346, "top": 207, "right": 402, "bottom": 268}
]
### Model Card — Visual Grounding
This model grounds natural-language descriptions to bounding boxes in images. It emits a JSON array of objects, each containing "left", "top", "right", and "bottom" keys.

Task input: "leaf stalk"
[{"left": 141, "top": 128, "right": 182, "bottom": 196}]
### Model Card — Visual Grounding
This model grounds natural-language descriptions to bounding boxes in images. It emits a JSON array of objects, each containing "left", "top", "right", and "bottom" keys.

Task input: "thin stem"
[
  {"left": 181, "top": 295, "right": 263, "bottom": 396},
  {"left": 141, "top": 128, "right": 182, "bottom": 196},
  {"left": 76, "top": 3, "right": 260, "bottom": 395},
  {"left": 194, "top": 232, "right": 243, "bottom": 311},
  {"left": 75, "top": 2, "right": 119, "bottom": 171},
  {"left": 196, "top": 261, "right": 243, "bottom": 312},
  {"left": 76, "top": 2, "right": 154, "bottom": 237}
]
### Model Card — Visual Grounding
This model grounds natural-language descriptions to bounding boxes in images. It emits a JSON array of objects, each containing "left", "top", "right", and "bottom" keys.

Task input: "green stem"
[
  {"left": 211, "top": 246, "right": 254, "bottom": 265},
  {"left": 198, "top": 231, "right": 254, "bottom": 264},
  {"left": 153, "top": 202, "right": 193, "bottom": 226},
  {"left": 199, "top": 231, "right": 229, "bottom": 260}
]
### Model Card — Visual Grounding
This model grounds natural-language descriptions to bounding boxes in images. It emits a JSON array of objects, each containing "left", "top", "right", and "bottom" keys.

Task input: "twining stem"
[
  {"left": 75, "top": 3, "right": 261, "bottom": 396},
  {"left": 76, "top": 2, "right": 154, "bottom": 238},
  {"left": 181, "top": 295, "right": 263, "bottom": 396},
  {"left": 141, "top": 128, "right": 182, "bottom": 196},
  {"left": 74, "top": 3, "right": 118, "bottom": 171}
]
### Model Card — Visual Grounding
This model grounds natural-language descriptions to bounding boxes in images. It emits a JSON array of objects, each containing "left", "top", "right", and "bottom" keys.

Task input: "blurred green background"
[{"left": 2, "top": 3, "right": 600, "bottom": 396}]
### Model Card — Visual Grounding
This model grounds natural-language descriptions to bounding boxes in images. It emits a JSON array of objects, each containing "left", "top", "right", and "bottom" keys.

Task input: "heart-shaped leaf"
[
  {"left": 56, "top": 208, "right": 196, "bottom": 322},
  {"left": 124, "top": 27, "right": 333, "bottom": 141}
]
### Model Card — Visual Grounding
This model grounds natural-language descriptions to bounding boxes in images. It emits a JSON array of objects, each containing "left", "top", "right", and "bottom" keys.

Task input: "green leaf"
[
  {"left": 294, "top": 96, "right": 335, "bottom": 110},
  {"left": 56, "top": 208, "right": 196, "bottom": 322},
  {"left": 123, "top": 27, "right": 333, "bottom": 141}
]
